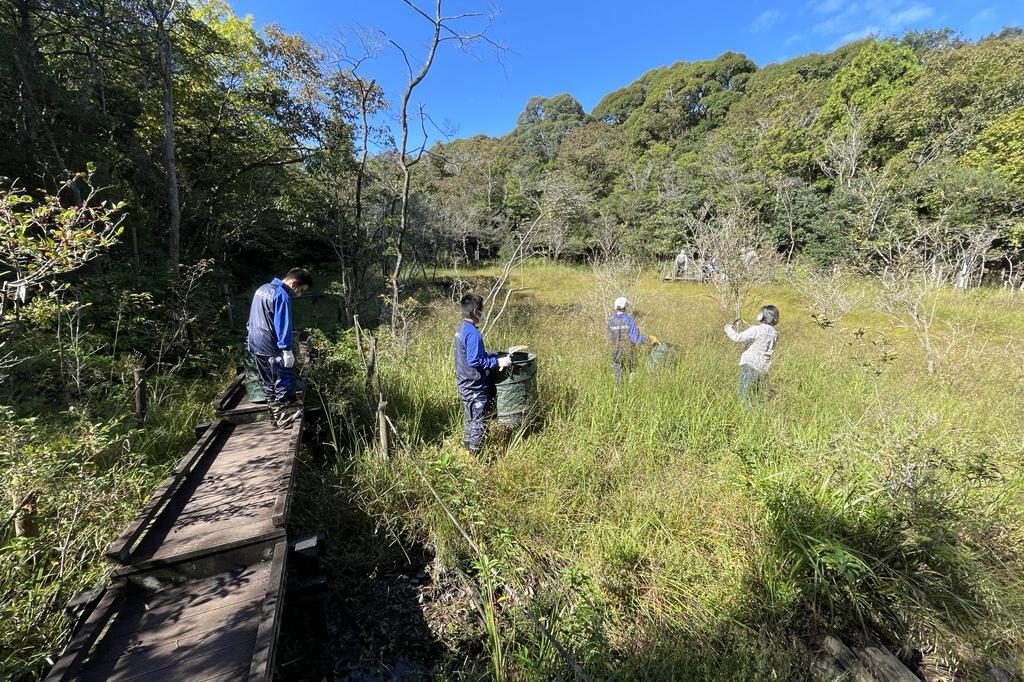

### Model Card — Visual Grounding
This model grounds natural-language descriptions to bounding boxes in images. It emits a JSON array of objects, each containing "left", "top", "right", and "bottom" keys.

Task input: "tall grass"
[{"left": 348, "top": 261, "right": 1024, "bottom": 679}]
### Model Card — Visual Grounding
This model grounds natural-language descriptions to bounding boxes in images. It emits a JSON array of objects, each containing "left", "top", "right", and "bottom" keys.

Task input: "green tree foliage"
[
  {"left": 511, "top": 93, "right": 587, "bottom": 162},
  {"left": 427, "top": 33, "right": 1023, "bottom": 271},
  {"left": 964, "top": 106, "right": 1024, "bottom": 187},
  {"left": 876, "top": 30, "right": 1024, "bottom": 159},
  {"left": 819, "top": 39, "right": 921, "bottom": 131},
  {"left": 622, "top": 52, "right": 756, "bottom": 147}
]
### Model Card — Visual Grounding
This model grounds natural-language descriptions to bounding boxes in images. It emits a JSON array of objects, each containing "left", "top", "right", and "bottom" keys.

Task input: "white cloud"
[
  {"left": 812, "top": 1, "right": 933, "bottom": 36},
  {"left": 884, "top": 3, "right": 934, "bottom": 27},
  {"left": 813, "top": 4, "right": 861, "bottom": 35},
  {"left": 809, "top": 0, "right": 846, "bottom": 15},
  {"left": 834, "top": 25, "right": 880, "bottom": 46},
  {"left": 751, "top": 9, "right": 784, "bottom": 33},
  {"left": 784, "top": 32, "right": 806, "bottom": 46}
]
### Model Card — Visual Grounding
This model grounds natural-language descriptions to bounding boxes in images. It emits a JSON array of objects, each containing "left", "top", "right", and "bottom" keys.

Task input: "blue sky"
[{"left": 229, "top": 0, "right": 1022, "bottom": 142}]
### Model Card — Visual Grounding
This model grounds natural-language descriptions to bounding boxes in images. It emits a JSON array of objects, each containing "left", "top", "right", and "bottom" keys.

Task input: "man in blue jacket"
[
  {"left": 454, "top": 293, "right": 512, "bottom": 454},
  {"left": 607, "top": 297, "right": 658, "bottom": 385},
  {"left": 247, "top": 268, "right": 312, "bottom": 427}
]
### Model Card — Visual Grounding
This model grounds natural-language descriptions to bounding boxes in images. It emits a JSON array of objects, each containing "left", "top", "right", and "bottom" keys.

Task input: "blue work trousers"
[
  {"left": 253, "top": 352, "right": 296, "bottom": 404},
  {"left": 462, "top": 388, "right": 496, "bottom": 454}
]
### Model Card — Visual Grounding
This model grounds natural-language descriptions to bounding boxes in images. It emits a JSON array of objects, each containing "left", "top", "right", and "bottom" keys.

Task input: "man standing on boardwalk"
[
  {"left": 247, "top": 268, "right": 312, "bottom": 428},
  {"left": 454, "top": 293, "right": 512, "bottom": 455}
]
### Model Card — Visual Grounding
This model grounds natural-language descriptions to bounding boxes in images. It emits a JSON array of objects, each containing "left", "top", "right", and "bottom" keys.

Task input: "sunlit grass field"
[{"left": 345, "top": 261, "right": 1024, "bottom": 679}]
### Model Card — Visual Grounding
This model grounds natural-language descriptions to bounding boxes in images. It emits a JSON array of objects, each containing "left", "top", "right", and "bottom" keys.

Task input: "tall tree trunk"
[
  {"left": 390, "top": 1, "right": 442, "bottom": 333},
  {"left": 346, "top": 78, "right": 375, "bottom": 322},
  {"left": 149, "top": 2, "right": 181, "bottom": 270}
]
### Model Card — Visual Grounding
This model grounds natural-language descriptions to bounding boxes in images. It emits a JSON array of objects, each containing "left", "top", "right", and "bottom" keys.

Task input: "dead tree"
[
  {"left": 386, "top": 0, "right": 500, "bottom": 333},
  {"left": 687, "top": 206, "right": 777, "bottom": 321},
  {"left": 875, "top": 219, "right": 958, "bottom": 375},
  {"left": 480, "top": 172, "right": 586, "bottom": 333}
]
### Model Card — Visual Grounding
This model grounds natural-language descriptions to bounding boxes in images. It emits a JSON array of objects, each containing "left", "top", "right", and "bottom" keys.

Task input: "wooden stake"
[
  {"left": 376, "top": 396, "right": 389, "bottom": 456},
  {"left": 10, "top": 478, "right": 38, "bottom": 538},
  {"left": 222, "top": 283, "right": 233, "bottom": 324},
  {"left": 366, "top": 335, "right": 377, "bottom": 387},
  {"left": 353, "top": 314, "right": 364, "bottom": 363},
  {"left": 134, "top": 368, "right": 148, "bottom": 424}
]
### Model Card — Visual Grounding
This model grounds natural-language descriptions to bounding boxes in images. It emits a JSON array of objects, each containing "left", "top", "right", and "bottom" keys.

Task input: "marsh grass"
[{"left": 326, "top": 261, "right": 1024, "bottom": 678}]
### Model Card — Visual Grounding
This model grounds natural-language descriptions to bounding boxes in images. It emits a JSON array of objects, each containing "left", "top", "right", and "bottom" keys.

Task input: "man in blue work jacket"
[
  {"left": 247, "top": 268, "right": 313, "bottom": 428},
  {"left": 454, "top": 293, "right": 512, "bottom": 454},
  {"left": 607, "top": 296, "right": 658, "bottom": 385}
]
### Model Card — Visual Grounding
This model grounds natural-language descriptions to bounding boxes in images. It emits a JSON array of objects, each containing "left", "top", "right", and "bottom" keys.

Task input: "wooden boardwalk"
[
  {"left": 212, "top": 374, "right": 267, "bottom": 422},
  {"left": 46, "top": 376, "right": 302, "bottom": 682},
  {"left": 107, "top": 417, "right": 298, "bottom": 575}
]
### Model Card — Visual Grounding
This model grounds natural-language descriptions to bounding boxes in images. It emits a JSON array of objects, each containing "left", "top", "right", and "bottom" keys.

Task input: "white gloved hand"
[
  {"left": 497, "top": 356, "right": 512, "bottom": 370},
  {"left": 281, "top": 350, "right": 295, "bottom": 368}
]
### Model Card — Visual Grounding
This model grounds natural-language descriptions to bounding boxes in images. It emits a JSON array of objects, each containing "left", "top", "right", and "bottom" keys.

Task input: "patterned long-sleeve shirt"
[{"left": 724, "top": 322, "right": 778, "bottom": 373}]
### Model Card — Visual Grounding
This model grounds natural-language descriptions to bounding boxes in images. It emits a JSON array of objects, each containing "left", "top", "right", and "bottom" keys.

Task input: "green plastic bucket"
[
  {"left": 646, "top": 341, "right": 676, "bottom": 369},
  {"left": 495, "top": 351, "right": 537, "bottom": 425},
  {"left": 242, "top": 350, "right": 266, "bottom": 402}
]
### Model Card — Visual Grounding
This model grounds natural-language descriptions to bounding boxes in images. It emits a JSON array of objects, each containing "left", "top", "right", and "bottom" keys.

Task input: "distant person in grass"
[
  {"left": 724, "top": 304, "right": 779, "bottom": 401},
  {"left": 606, "top": 297, "right": 658, "bottom": 385},
  {"left": 454, "top": 293, "right": 512, "bottom": 455},
  {"left": 247, "top": 267, "right": 312, "bottom": 428}
]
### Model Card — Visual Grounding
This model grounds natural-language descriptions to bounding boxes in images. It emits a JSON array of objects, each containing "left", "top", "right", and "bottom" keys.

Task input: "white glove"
[
  {"left": 497, "top": 356, "right": 512, "bottom": 370},
  {"left": 281, "top": 350, "right": 295, "bottom": 368}
]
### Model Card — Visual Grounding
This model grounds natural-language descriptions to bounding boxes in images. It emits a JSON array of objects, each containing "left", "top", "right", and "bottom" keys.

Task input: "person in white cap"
[
  {"left": 606, "top": 297, "right": 658, "bottom": 385},
  {"left": 724, "top": 304, "right": 779, "bottom": 402}
]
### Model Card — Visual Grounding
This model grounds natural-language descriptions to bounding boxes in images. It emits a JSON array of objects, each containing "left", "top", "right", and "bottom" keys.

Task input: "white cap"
[{"left": 614, "top": 297, "right": 629, "bottom": 309}]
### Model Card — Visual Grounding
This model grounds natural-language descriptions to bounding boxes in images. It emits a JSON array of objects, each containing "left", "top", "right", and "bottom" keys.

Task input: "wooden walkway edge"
[{"left": 45, "top": 376, "right": 304, "bottom": 682}]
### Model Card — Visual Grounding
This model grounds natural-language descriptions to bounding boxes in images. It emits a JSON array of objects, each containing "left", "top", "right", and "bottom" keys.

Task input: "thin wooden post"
[
  {"left": 353, "top": 314, "right": 364, "bottom": 362},
  {"left": 366, "top": 335, "right": 377, "bottom": 387},
  {"left": 221, "top": 283, "right": 233, "bottom": 323},
  {"left": 129, "top": 224, "right": 139, "bottom": 261},
  {"left": 376, "top": 396, "right": 389, "bottom": 456},
  {"left": 134, "top": 369, "right": 148, "bottom": 424},
  {"left": 10, "top": 476, "right": 38, "bottom": 538}
]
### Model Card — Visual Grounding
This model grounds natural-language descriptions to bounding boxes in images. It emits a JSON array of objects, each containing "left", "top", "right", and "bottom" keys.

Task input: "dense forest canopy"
[{"left": 425, "top": 29, "right": 1024, "bottom": 270}]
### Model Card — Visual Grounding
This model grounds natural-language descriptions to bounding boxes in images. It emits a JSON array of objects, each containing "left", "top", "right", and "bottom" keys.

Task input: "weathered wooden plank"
[
  {"left": 184, "top": 477, "right": 284, "bottom": 505},
  {"left": 858, "top": 647, "right": 918, "bottom": 682},
  {"left": 79, "top": 629, "right": 258, "bottom": 682},
  {"left": 44, "top": 585, "right": 122, "bottom": 682},
  {"left": 86, "top": 624, "right": 258, "bottom": 671},
  {"left": 193, "top": 666, "right": 253, "bottom": 682},
  {"left": 248, "top": 540, "right": 288, "bottom": 682},
  {"left": 272, "top": 417, "right": 303, "bottom": 527},
  {"left": 823, "top": 636, "right": 875, "bottom": 682},
  {"left": 213, "top": 420, "right": 292, "bottom": 457},
  {"left": 211, "top": 373, "right": 245, "bottom": 412},
  {"left": 113, "top": 417, "right": 299, "bottom": 572},
  {"left": 140, "top": 643, "right": 260, "bottom": 682},
  {"left": 106, "top": 422, "right": 225, "bottom": 563},
  {"left": 146, "top": 517, "right": 280, "bottom": 563},
  {"left": 61, "top": 547, "right": 285, "bottom": 681},
  {"left": 99, "top": 566, "right": 271, "bottom": 644},
  {"left": 162, "top": 496, "right": 277, "bottom": 527}
]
